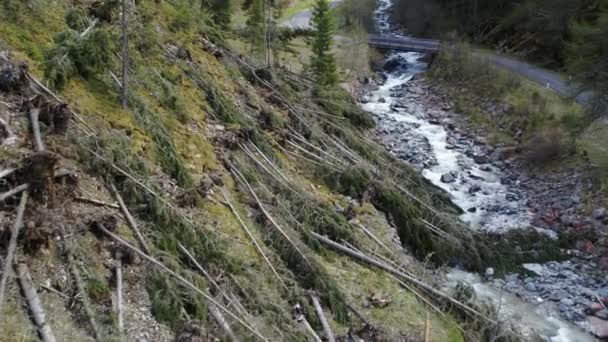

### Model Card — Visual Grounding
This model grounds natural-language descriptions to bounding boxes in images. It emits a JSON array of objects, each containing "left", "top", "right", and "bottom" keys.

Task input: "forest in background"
[{"left": 392, "top": 0, "right": 608, "bottom": 114}]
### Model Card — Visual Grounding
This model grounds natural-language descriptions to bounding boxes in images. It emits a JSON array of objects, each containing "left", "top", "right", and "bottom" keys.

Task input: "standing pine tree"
[
  {"left": 309, "top": 0, "right": 338, "bottom": 86},
  {"left": 205, "top": 0, "right": 231, "bottom": 29}
]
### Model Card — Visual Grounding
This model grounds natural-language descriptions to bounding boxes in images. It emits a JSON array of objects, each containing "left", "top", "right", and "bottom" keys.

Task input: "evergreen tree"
[
  {"left": 208, "top": 0, "right": 232, "bottom": 29},
  {"left": 309, "top": 0, "right": 338, "bottom": 86},
  {"left": 567, "top": 4, "right": 608, "bottom": 116},
  {"left": 245, "top": 0, "right": 265, "bottom": 57}
]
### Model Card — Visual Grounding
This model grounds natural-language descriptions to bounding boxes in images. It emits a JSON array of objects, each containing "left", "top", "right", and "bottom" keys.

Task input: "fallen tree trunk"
[
  {"left": 0, "top": 183, "right": 30, "bottom": 202},
  {"left": 110, "top": 183, "right": 150, "bottom": 255},
  {"left": 0, "top": 191, "right": 29, "bottom": 313},
  {"left": 220, "top": 189, "right": 287, "bottom": 290},
  {"left": 310, "top": 295, "right": 335, "bottom": 342},
  {"left": 310, "top": 232, "right": 495, "bottom": 324},
  {"left": 115, "top": 250, "right": 124, "bottom": 337},
  {"left": 95, "top": 224, "right": 268, "bottom": 341},
  {"left": 17, "top": 263, "right": 57, "bottom": 342},
  {"left": 29, "top": 108, "right": 45, "bottom": 152},
  {"left": 208, "top": 303, "right": 240, "bottom": 342},
  {"left": 60, "top": 225, "right": 103, "bottom": 341}
]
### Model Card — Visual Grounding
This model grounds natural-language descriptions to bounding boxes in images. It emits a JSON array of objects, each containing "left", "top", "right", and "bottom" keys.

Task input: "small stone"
[
  {"left": 485, "top": 267, "right": 494, "bottom": 277},
  {"left": 467, "top": 207, "right": 477, "bottom": 213},
  {"left": 505, "top": 193, "right": 519, "bottom": 202},
  {"left": 593, "top": 207, "right": 607, "bottom": 220},
  {"left": 468, "top": 185, "right": 481, "bottom": 194},
  {"left": 525, "top": 283, "right": 537, "bottom": 292},
  {"left": 473, "top": 154, "right": 489, "bottom": 164},
  {"left": 560, "top": 298, "right": 574, "bottom": 306},
  {"left": 378, "top": 97, "right": 386, "bottom": 103}
]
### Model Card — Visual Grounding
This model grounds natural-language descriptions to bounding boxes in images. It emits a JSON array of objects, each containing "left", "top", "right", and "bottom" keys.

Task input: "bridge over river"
[{"left": 368, "top": 35, "right": 441, "bottom": 54}]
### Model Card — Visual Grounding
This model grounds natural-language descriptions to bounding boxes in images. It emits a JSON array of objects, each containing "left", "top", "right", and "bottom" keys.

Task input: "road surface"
[{"left": 282, "top": 0, "right": 343, "bottom": 29}]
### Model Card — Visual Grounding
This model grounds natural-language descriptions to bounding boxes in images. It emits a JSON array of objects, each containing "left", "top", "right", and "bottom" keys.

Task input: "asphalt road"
[{"left": 282, "top": 0, "right": 343, "bottom": 29}]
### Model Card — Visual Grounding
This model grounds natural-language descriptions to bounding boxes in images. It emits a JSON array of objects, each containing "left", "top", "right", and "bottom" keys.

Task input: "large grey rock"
[
  {"left": 468, "top": 185, "right": 482, "bottom": 194},
  {"left": 440, "top": 172, "right": 457, "bottom": 183},
  {"left": 525, "top": 283, "right": 537, "bottom": 292}
]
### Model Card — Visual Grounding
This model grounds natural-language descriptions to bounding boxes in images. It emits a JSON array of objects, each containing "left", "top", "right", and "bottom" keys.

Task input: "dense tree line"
[{"left": 392, "top": 0, "right": 608, "bottom": 112}]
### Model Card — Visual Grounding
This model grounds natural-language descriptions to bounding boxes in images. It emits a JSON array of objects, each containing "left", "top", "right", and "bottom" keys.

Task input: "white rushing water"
[
  {"left": 361, "top": 53, "right": 533, "bottom": 232},
  {"left": 364, "top": 0, "right": 597, "bottom": 340}
]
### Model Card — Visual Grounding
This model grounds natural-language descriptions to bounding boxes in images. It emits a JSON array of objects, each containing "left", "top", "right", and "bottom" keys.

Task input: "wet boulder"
[
  {"left": 440, "top": 171, "right": 457, "bottom": 183},
  {"left": 468, "top": 185, "right": 481, "bottom": 194}
]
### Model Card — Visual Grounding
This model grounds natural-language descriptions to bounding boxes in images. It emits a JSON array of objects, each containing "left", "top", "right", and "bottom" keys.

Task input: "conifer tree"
[
  {"left": 245, "top": 0, "right": 265, "bottom": 58},
  {"left": 309, "top": 0, "right": 338, "bottom": 86},
  {"left": 208, "top": 0, "right": 232, "bottom": 29}
]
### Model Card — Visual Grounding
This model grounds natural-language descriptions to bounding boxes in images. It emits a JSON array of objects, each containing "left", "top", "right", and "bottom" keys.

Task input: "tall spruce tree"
[
  {"left": 309, "top": 0, "right": 338, "bottom": 86},
  {"left": 245, "top": 0, "right": 265, "bottom": 58}
]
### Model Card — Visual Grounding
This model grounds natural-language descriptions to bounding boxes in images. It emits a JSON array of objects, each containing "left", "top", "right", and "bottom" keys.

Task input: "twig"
[
  {"left": 16, "top": 263, "right": 57, "bottom": 342},
  {"left": 115, "top": 250, "right": 124, "bottom": 338},
  {"left": 220, "top": 189, "right": 287, "bottom": 290},
  {"left": 0, "top": 183, "right": 30, "bottom": 202},
  {"left": 311, "top": 232, "right": 495, "bottom": 324},
  {"left": 310, "top": 295, "right": 335, "bottom": 342},
  {"left": 75, "top": 196, "right": 120, "bottom": 210},
  {"left": 59, "top": 225, "right": 103, "bottom": 341},
  {"left": 110, "top": 183, "right": 150, "bottom": 255},
  {"left": 0, "top": 191, "right": 28, "bottom": 313},
  {"left": 95, "top": 224, "right": 268, "bottom": 341},
  {"left": 29, "top": 108, "right": 45, "bottom": 152},
  {"left": 40, "top": 284, "right": 70, "bottom": 299}
]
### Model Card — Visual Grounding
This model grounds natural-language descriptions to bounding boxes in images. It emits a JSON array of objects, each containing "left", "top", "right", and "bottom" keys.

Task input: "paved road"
[
  {"left": 282, "top": 0, "right": 343, "bottom": 29},
  {"left": 369, "top": 35, "right": 593, "bottom": 105}
]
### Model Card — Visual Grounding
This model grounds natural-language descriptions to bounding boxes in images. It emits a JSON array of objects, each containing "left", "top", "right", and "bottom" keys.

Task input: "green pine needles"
[{"left": 309, "top": 0, "right": 338, "bottom": 87}]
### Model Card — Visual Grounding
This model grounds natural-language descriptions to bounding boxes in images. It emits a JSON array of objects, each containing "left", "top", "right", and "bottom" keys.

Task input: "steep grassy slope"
[{"left": 0, "top": 1, "right": 527, "bottom": 341}]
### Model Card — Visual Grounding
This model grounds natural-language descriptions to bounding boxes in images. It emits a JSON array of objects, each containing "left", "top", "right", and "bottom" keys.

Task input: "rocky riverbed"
[{"left": 360, "top": 53, "right": 608, "bottom": 339}]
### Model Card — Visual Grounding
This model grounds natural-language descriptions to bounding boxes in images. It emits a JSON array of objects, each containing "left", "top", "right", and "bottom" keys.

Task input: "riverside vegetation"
[{"left": 0, "top": 0, "right": 604, "bottom": 341}]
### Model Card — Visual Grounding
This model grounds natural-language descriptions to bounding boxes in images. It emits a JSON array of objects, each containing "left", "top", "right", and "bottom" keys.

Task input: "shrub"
[
  {"left": 521, "top": 126, "right": 571, "bottom": 166},
  {"left": 323, "top": 166, "right": 370, "bottom": 198}
]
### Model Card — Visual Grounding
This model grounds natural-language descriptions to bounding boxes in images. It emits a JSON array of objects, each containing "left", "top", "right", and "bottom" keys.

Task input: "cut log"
[
  {"left": 16, "top": 263, "right": 57, "bottom": 342},
  {"left": 0, "top": 191, "right": 28, "bottom": 313},
  {"left": 0, "top": 167, "right": 17, "bottom": 179},
  {"left": 310, "top": 295, "right": 335, "bottom": 342},
  {"left": 110, "top": 183, "right": 149, "bottom": 255}
]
